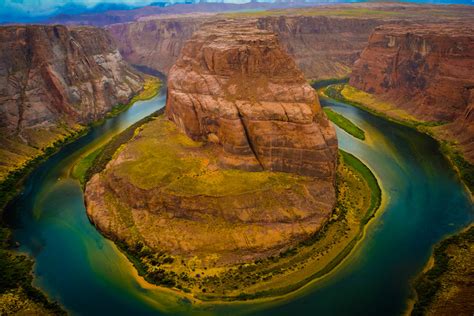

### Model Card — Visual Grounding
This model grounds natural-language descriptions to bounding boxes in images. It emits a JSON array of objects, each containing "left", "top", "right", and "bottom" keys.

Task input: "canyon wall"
[
  {"left": 107, "top": 18, "right": 204, "bottom": 75},
  {"left": 256, "top": 16, "right": 381, "bottom": 80},
  {"left": 0, "top": 25, "right": 144, "bottom": 179},
  {"left": 350, "top": 23, "right": 474, "bottom": 161},
  {"left": 166, "top": 20, "right": 338, "bottom": 179},
  {"left": 107, "top": 15, "right": 381, "bottom": 80}
]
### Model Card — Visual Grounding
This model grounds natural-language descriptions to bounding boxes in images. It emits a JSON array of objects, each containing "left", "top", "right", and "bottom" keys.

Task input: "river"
[{"left": 5, "top": 87, "right": 473, "bottom": 315}]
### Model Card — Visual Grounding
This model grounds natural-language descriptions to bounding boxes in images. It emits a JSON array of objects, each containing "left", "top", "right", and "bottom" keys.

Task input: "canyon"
[
  {"left": 0, "top": 25, "right": 145, "bottom": 180},
  {"left": 350, "top": 23, "right": 474, "bottom": 163}
]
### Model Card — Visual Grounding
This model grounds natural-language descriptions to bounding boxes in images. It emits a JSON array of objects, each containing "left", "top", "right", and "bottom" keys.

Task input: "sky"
[{"left": 1, "top": 0, "right": 473, "bottom": 22}]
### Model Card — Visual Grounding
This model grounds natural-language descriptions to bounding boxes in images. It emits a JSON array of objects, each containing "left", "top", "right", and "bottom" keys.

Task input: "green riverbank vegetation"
[
  {"left": 321, "top": 84, "right": 473, "bottom": 196},
  {"left": 411, "top": 225, "right": 474, "bottom": 316},
  {"left": 83, "top": 112, "right": 381, "bottom": 301},
  {"left": 0, "top": 76, "right": 161, "bottom": 315},
  {"left": 323, "top": 108, "right": 365, "bottom": 140}
]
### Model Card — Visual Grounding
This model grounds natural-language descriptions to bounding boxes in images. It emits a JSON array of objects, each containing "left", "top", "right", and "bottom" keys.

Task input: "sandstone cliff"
[
  {"left": 350, "top": 23, "right": 474, "bottom": 162},
  {"left": 107, "top": 17, "right": 203, "bottom": 74},
  {"left": 256, "top": 16, "right": 381, "bottom": 80},
  {"left": 85, "top": 21, "right": 337, "bottom": 267},
  {"left": 0, "top": 25, "right": 144, "bottom": 179},
  {"left": 166, "top": 20, "right": 338, "bottom": 178},
  {"left": 107, "top": 15, "right": 379, "bottom": 80}
]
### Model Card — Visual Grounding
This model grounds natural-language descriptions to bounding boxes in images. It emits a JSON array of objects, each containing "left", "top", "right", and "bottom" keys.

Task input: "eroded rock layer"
[
  {"left": 0, "top": 25, "right": 143, "bottom": 132},
  {"left": 86, "top": 21, "right": 338, "bottom": 266},
  {"left": 0, "top": 25, "right": 144, "bottom": 179},
  {"left": 350, "top": 23, "right": 474, "bottom": 162},
  {"left": 166, "top": 20, "right": 338, "bottom": 179}
]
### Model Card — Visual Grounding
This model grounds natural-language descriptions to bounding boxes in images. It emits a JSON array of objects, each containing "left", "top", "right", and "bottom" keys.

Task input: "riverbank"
[
  {"left": 0, "top": 76, "right": 162, "bottom": 315},
  {"left": 320, "top": 84, "right": 473, "bottom": 198},
  {"left": 323, "top": 108, "right": 365, "bottom": 140},
  {"left": 411, "top": 225, "right": 474, "bottom": 315},
  {"left": 81, "top": 106, "right": 382, "bottom": 302}
]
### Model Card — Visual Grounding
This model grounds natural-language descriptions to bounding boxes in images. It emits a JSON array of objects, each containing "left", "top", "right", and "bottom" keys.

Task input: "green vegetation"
[
  {"left": 88, "top": 108, "right": 382, "bottom": 302},
  {"left": 310, "top": 77, "right": 349, "bottom": 90},
  {"left": 324, "top": 108, "right": 365, "bottom": 140},
  {"left": 0, "top": 228, "right": 65, "bottom": 315},
  {"left": 412, "top": 226, "right": 474, "bottom": 315},
  {"left": 0, "top": 76, "right": 162, "bottom": 315},
  {"left": 106, "top": 77, "right": 161, "bottom": 119},
  {"left": 82, "top": 108, "right": 166, "bottom": 187},
  {"left": 322, "top": 84, "right": 473, "bottom": 195}
]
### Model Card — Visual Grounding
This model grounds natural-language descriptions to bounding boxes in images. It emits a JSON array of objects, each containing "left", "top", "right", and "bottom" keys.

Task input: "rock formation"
[
  {"left": 350, "top": 23, "right": 474, "bottom": 162},
  {"left": 107, "top": 15, "right": 379, "bottom": 80},
  {"left": 85, "top": 21, "right": 338, "bottom": 266},
  {"left": 0, "top": 25, "right": 144, "bottom": 179},
  {"left": 166, "top": 20, "right": 338, "bottom": 178}
]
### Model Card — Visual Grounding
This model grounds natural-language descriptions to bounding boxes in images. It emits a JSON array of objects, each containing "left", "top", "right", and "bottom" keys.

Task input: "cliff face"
[
  {"left": 256, "top": 16, "right": 381, "bottom": 80},
  {"left": 166, "top": 20, "right": 338, "bottom": 179},
  {"left": 349, "top": 23, "right": 474, "bottom": 161},
  {"left": 0, "top": 25, "right": 144, "bottom": 179},
  {"left": 107, "top": 15, "right": 380, "bottom": 80},
  {"left": 106, "top": 18, "right": 203, "bottom": 75}
]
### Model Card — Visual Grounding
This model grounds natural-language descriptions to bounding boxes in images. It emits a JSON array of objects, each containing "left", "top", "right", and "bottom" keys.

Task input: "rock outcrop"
[
  {"left": 85, "top": 21, "right": 338, "bottom": 267},
  {"left": 0, "top": 25, "right": 144, "bottom": 179},
  {"left": 350, "top": 23, "right": 474, "bottom": 162},
  {"left": 166, "top": 20, "right": 338, "bottom": 179}
]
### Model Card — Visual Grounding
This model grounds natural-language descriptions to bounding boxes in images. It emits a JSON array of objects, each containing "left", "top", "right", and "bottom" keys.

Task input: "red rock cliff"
[
  {"left": 350, "top": 23, "right": 474, "bottom": 162},
  {"left": 0, "top": 25, "right": 144, "bottom": 179},
  {"left": 165, "top": 20, "right": 338, "bottom": 179}
]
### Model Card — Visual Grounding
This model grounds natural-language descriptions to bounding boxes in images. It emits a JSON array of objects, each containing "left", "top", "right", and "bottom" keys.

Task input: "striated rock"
[
  {"left": 166, "top": 20, "right": 338, "bottom": 179},
  {"left": 0, "top": 25, "right": 144, "bottom": 179},
  {"left": 85, "top": 21, "right": 338, "bottom": 266},
  {"left": 256, "top": 16, "right": 381, "bottom": 80},
  {"left": 107, "top": 18, "right": 204, "bottom": 74},
  {"left": 108, "top": 15, "right": 379, "bottom": 80},
  {"left": 350, "top": 23, "right": 474, "bottom": 162}
]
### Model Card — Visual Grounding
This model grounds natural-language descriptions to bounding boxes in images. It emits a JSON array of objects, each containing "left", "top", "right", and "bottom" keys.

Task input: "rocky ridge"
[
  {"left": 350, "top": 23, "right": 474, "bottom": 162},
  {"left": 0, "top": 25, "right": 144, "bottom": 179}
]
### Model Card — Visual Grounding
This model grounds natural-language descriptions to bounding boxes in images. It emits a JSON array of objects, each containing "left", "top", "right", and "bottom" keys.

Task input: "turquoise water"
[{"left": 6, "top": 91, "right": 473, "bottom": 315}]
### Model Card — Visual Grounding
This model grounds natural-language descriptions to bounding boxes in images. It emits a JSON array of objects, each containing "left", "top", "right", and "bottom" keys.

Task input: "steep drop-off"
[
  {"left": 350, "top": 23, "right": 474, "bottom": 163},
  {"left": 0, "top": 25, "right": 144, "bottom": 179},
  {"left": 85, "top": 21, "right": 337, "bottom": 268},
  {"left": 107, "top": 15, "right": 380, "bottom": 80}
]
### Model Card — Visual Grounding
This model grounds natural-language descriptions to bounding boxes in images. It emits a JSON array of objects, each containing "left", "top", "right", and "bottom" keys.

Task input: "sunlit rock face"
[
  {"left": 0, "top": 25, "right": 144, "bottom": 133},
  {"left": 350, "top": 23, "right": 474, "bottom": 162},
  {"left": 166, "top": 20, "right": 338, "bottom": 179},
  {"left": 85, "top": 20, "right": 338, "bottom": 266}
]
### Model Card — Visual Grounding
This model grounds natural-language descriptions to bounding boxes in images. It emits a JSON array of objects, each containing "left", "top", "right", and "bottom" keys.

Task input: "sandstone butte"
[
  {"left": 0, "top": 25, "right": 144, "bottom": 179},
  {"left": 85, "top": 21, "right": 338, "bottom": 266},
  {"left": 350, "top": 23, "right": 474, "bottom": 163}
]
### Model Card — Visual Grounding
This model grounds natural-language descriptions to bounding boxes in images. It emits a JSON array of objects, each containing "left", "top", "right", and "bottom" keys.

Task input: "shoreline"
[
  {"left": 320, "top": 84, "right": 474, "bottom": 315},
  {"left": 320, "top": 84, "right": 473, "bottom": 201},
  {"left": 0, "top": 76, "right": 162, "bottom": 315},
  {"left": 81, "top": 105, "right": 384, "bottom": 305}
]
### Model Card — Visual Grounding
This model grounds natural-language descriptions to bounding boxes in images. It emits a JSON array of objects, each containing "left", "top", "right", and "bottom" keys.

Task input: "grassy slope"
[
  {"left": 412, "top": 226, "right": 474, "bottom": 316},
  {"left": 0, "top": 76, "right": 161, "bottom": 315},
  {"left": 322, "top": 84, "right": 473, "bottom": 196},
  {"left": 83, "top": 111, "right": 381, "bottom": 301},
  {"left": 324, "top": 108, "right": 365, "bottom": 140}
]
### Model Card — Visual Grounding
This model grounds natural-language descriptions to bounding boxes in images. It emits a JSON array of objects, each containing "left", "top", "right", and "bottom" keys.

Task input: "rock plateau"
[{"left": 85, "top": 21, "right": 338, "bottom": 266}]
